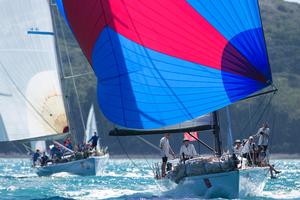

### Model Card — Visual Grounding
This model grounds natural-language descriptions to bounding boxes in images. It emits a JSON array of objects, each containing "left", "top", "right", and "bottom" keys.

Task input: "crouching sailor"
[{"left": 179, "top": 138, "right": 197, "bottom": 162}]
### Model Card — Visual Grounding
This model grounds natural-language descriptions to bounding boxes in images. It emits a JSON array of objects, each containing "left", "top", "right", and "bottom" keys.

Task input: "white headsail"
[
  {"left": 85, "top": 105, "right": 99, "bottom": 149},
  {"left": 0, "top": 0, "right": 68, "bottom": 141}
]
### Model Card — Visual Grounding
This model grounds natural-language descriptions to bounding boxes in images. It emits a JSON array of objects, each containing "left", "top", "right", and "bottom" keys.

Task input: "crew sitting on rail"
[
  {"left": 40, "top": 152, "right": 49, "bottom": 166},
  {"left": 64, "top": 137, "right": 73, "bottom": 151},
  {"left": 179, "top": 138, "right": 197, "bottom": 162}
]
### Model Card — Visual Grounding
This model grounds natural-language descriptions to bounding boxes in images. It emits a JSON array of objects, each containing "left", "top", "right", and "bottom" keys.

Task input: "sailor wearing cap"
[
  {"left": 179, "top": 138, "right": 198, "bottom": 161},
  {"left": 241, "top": 136, "right": 256, "bottom": 165},
  {"left": 233, "top": 139, "right": 242, "bottom": 156}
]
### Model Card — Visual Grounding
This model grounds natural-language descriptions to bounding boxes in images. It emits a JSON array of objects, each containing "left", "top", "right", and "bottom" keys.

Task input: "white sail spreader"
[
  {"left": 0, "top": 0, "right": 68, "bottom": 141},
  {"left": 85, "top": 105, "right": 100, "bottom": 149}
]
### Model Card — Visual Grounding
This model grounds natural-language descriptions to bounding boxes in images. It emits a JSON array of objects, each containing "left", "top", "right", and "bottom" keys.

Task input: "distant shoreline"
[{"left": 0, "top": 153, "right": 299, "bottom": 159}]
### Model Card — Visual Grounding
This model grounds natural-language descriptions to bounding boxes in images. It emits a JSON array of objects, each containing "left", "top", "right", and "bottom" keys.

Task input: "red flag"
[{"left": 184, "top": 132, "right": 198, "bottom": 141}]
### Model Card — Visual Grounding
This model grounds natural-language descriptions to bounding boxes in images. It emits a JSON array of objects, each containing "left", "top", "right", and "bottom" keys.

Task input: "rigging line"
[
  {"left": 0, "top": 62, "right": 59, "bottom": 134},
  {"left": 117, "top": 135, "right": 161, "bottom": 191},
  {"left": 21, "top": 142, "right": 34, "bottom": 153},
  {"left": 267, "top": 105, "right": 277, "bottom": 154},
  {"left": 239, "top": 92, "right": 270, "bottom": 138},
  {"left": 252, "top": 94, "right": 274, "bottom": 132},
  {"left": 54, "top": 3, "right": 86, "bottom": 132},
  {"left": 133, "top": 136, "right": 164, "bottom": 192},
  {"left": 242, "top": 94, "right": 274, "bottom": 139},
  {"left": 116, "top": 136, "right": 139, "bottom": 169},
  {"left": 11, "top": 142, "right": 24, "bottom": 155},
  {"left": 63, "top": 71, "right": 94, "bottom": 79},
  {"left": 21, "top": 143, "right": 33, "bottom": 154},
  {"left": 50, "top": 3, "right": 66, "bottom": 79},
  {"left": 136, "top": 136, "right": 161, "bottom": 152},
  {"left": 50, "top": 3, "right": 75, "bottom": 143}
]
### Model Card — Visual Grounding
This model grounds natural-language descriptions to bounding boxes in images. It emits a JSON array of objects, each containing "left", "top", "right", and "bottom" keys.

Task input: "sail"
[
  {"left": 31, "top": 141, "right": 47, "bottom": 152},
  {"left": 0, "top": 0, "right": 68, "bottom": 141},
  {"left": 57, "top": 0, "right": 272, "bottom": 129},
  {"left": 85, "top": 105, "right": 100, "bottom": 149}
]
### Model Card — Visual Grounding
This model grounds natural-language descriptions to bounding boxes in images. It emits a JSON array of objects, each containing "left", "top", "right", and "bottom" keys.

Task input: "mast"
[
  {"left": 50, "top": 0, "right": 87, "bottom": 143},
  {"left": 49, "top": 1, "right": 74, "bottom": 142},
  {"left": 213, "top": 111, "right": 222, "bottom": 156}
]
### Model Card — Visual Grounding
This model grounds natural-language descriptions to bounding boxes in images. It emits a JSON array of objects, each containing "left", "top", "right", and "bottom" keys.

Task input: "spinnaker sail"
[
  {"left": 57, "top": 0, "right": 272, "bottom": 130},
  {"left": 0, "top": 0, "right": 68, "bottom": 141}
]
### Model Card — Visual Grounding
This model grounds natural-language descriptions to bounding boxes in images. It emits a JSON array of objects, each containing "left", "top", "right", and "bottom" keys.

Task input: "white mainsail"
[
  {"left": 85, "top": 105, "right": 100, "bottom": 149},
  {"left": 0, "top": 0, "right": 68, "bottom": 141}
]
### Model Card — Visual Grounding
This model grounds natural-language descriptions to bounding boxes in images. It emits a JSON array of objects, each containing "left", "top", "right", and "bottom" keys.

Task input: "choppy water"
[{"left": 0, "top": 158, "right": 299, "bottom": 200}]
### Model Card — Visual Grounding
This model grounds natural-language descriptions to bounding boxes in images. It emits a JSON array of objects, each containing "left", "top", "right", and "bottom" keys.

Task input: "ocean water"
[{"left": 0, "top": 158, "right": 299, "bottom": 200}]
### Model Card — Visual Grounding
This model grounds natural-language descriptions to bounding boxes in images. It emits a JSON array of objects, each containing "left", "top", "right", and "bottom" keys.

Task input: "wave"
[
  {"left": 262, "top": 190, "right": 300, "bottom": 199},
  {"left": 102, "top": 170, "right": 153, "bottom": 178},
  {"left": 64, "top": 188, "right": 159, "bottom": 200}
]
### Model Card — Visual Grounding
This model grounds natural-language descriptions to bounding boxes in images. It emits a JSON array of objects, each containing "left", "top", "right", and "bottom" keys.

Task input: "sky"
[{"left": 285, "top": 0, "right": 300, "bottom": 3}]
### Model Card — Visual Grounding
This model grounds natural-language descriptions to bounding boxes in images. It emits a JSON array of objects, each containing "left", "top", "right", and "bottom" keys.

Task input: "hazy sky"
[{"left": 285, "top": 0, "right": 300, "bottom": 3}]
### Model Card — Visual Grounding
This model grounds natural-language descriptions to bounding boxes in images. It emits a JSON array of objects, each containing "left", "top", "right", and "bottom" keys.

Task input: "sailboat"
[
  {"left": 57, "top": 0, "right": 275, "bottom": 198},
  {"left": 36, "top": 104, "right": 109, "bottom": 176},
  {"left": 0, "top": 0, "right": 107, "bottom": 177}
]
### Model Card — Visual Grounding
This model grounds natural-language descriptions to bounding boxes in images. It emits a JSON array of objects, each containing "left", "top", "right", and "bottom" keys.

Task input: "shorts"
[
  {"left": 258, "top": 145, "right": 268, "bottom": 152},
  {"left": 162, "top": 156, "right": 168, "bottom": 163}
]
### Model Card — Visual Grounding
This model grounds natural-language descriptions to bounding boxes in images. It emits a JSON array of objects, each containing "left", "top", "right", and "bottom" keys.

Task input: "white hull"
[
  {"left": 36, "top": 154, "right": 109, "bottom": 176},
  {"left": 159, "top": 167, "right": 269, "bottom": 199}
]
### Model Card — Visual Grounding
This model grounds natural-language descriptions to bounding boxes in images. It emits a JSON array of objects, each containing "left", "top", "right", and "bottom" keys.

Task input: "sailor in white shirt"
[
  {"left": 159, "top": 133, "right": 175, "bottom": 177},
  {"left": 255, "top": 122, "right": 270, "bottom": 152},
  {"left": 241, "top": 136, "right": 256, "bottom": 165},
  {"left": 179, "top": 138, "right": 197, "bottom": 161}
]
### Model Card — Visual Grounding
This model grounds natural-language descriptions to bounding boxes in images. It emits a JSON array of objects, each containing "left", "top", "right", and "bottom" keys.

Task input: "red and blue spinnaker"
[{"left": 57, "top": 0, "right": 272, "bottom": 129}]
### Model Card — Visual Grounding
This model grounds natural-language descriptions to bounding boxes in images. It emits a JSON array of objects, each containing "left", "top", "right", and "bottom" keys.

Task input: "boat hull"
[
  {"left": 160, "top": 167, "right": 269, "bottom": 199},
  {"left": 36, "top": 154, "right": 109, "bottom": 176}
]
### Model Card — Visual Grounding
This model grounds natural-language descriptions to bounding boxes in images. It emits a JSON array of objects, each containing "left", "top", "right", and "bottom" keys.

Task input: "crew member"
[
  {"left": 255, "top": 122, "right": 270, "bottom": 153},
  {"left": 179, "top": 138, "right": 197, "bottom": 161},
  {"left": 88, "top": 132, "right": 99, "bottom": 151},
  {"left": 159, "top": 133, "right": 175, "bottom": 177},
  {"left": 40, "top": 152, "right": 49, "bottom": 166},
  {"left": 32, "top": 149, "right": 40, "bottom": 167},
  {"left": 233, "top": 139, "right": 242, "bottom": 157},
  {"left": 241, "top": 136, "right": 256, "bottom": 165}
]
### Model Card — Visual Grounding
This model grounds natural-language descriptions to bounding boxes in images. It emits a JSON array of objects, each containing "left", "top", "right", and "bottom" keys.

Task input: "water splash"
[{"left": 0, "top": 158, "right": 299, "bottom": 199}]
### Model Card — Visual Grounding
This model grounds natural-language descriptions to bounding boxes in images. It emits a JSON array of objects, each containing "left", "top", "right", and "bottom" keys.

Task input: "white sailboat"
[
  {"left": 37, "top": 105, "right": 109, "bottom": 176},
  {"left": 0, "top": 0, "right": 107, "bottom": 177},
  {"left": 57, "top": 0, "right": 276, "bottom": 198}
]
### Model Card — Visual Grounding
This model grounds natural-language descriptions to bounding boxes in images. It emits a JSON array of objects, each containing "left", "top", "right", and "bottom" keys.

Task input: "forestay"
[{"left": 0, "top": 0, "right": 68, "bottom": 141}]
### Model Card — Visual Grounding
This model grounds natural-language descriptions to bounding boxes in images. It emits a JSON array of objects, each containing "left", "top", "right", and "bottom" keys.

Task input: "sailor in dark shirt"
[
  {"left": 88, "top": 132, "right": 99, "bottom": 151},
  {"left": 32, "top": 149, "right": 40, "bottom": 167},
  {"left": 40, "top": 152, "right": 49, "bottom": 166}
]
